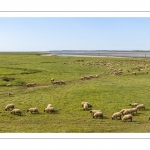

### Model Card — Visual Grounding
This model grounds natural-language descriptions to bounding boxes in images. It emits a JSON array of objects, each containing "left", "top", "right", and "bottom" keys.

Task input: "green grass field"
[{"left": 0, "top": 52, "right": 150, "bottom": 133}]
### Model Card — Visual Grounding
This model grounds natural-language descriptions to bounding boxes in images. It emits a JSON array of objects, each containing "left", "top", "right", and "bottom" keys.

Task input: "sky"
[{"left": 0, "top": 17, "right": 150, "bottom": 52}]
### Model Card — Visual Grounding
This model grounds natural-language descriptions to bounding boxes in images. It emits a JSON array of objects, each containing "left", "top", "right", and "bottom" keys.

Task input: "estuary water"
[{"left": 48, "top": 50, "right": 150, "bottom": 58}]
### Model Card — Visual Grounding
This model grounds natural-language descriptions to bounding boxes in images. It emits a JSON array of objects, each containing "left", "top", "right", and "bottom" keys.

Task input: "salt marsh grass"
[{"left": 0, "top": 52, "right": 150, "bottom": 132}]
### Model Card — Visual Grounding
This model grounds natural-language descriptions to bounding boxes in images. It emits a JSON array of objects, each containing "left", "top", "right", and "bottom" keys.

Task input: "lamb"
[
  {"left": 112, "top": 112, "right": 122, "bottom": 120},
  {"left": 122, "top": 114, "right": 132, "bottom": 121},
  {"left": 136, "top": 104, "right": 145, "bottom": 110},
  {"left": 5, "top": 104, "right": 15, "bottom": 111},
  {"left": 90, "top": 110, "right": 102, "bottom": 116},
  {"left": 27, "top": 107, "right": 39, "bottom": 114},
  {"left": 129, "top": 103, "right": 138, "bottom": 107},
  {"left": 11, "top": 109, "right": 21, "bottom": 115},
  {"left": 93, "top": 111, "right": 103, "bottom": 119},
  {"left": 44, "top": 106, "right": 55, "bottom": 113}
]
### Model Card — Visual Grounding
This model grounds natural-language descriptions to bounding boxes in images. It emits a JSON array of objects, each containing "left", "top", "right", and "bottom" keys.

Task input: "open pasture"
[{"left": 0, "top": 52, "right": 150, "bottom": 133}]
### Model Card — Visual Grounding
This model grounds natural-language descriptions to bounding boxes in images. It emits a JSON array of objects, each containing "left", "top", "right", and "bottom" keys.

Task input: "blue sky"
[{"left": 0, "top": 17, "right": 150, "bottom": 51}]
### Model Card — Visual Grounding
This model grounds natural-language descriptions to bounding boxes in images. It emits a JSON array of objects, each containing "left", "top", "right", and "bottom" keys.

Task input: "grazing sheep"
[
  {"left": 95, "top": 74, "right": 99, "bottom": 78},
  {"left": 84, "top": 76, "right": 91, "bottom": 80},
  {"left": 123, "top": 109, "right": 133, "bottom": 115},
  {"left": 51, "top": 78, "right": 55, "bottom": 82},
  {"left": 120, "top": 109, "right": 127, "bottom": 114},
  {"left": 8, "top": 92, "right": 12, "bottom": 96},
  {"left": 129, "top": 103, "right": 138, "bottom": 107},
  {"left": 81, "top": 102, "right": 92, "bottom": 108},
  {"left": 131, "top": 108, "right": 138, "bottom": 115},
  {"left": 11, "top": 109, "right": 21, "bottom": 115},
  {"left": 44, "top": 107, "right": 55, "bottom": 113},
  {"left": 122, "top": 114, "right": 133, "bottom": 122},
  {"left": 93, "top": 111, "right": 103, "bottom": 119},
  {"left": 47, "top": 104, "right": 53, "bottom": 108},
  {"left": 90, "top": 110, "right": 102, "bottom": 116},
  {"left": 60, "top": 80, "right": 65, "bottom": 84},
  {"left": 83, "top": 103, "right": 89, "bottom": 110},
  {"left": 5, "top": 104, "right": 15, "bottom": 111},
  {"left": 27, "top": 107, "right": 39, "bottom": 114},
  {"left": 80, "top": 77, "right": 84, "bottom": 80},
  {"left": 136, "top": 104, "right": 145, "bottom": 110},
  {"left": 132, "top": 72, "right": 136, "bottom": 75},
  {"left": 6, "top": 83, "right": 12, "bottom": 87},
  {"left": 112, "top": 112, "right": 122, "bottom": 120}
]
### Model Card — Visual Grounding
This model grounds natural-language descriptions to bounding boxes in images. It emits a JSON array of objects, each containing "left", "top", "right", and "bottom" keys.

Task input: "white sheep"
[
  {"left": 122, "top": 114, "right": 133, "bottom": 121},
  {"left": 81, "top": 102, "right": 92, "bottom": 108},
  {"left": 27, "top": 107, "right": 39, "bottom": 114},
  {"left": 90, "top": 110, "right": 102, "bottom": 116},
  {"left": 120, "top": 109, "right": 127, "bottom": 114},
  {"left": 123, "top": 109, "right": 133, "bottom": 115},
  {"left": 44, "top": 107, "right": 55, "bottom": 113},
  {"left": 5, "top": 104, "right": 15, "bottom": 111},
  {"left": 47, "top": 104, "right": 53, "bottom": 108},
  {"left": 11, "top": 109, "right": 21, "bottom": 115},
  {"left": 60, "top": 80, "right": 65, "bottom": 84},
  {"left": 51, "top": 78, "right": 55, "bottom": 82},
  {"left": 93, "top": 111, "right": 103, "bottom": 119},
  {"left": 136, "top": 104, "right": 145, "bottom": 110},
  {"left": 129, "top": 103, "right": 138, "bottom": 107},
  {"left": 83, "top": 103, "right": 89, "bottom": 110},
  {"left": 131, "top": 108, "right": 138, "bottom": 115},
  {"left": 112, "top": 112, "right": 122, "bottom": 120}
]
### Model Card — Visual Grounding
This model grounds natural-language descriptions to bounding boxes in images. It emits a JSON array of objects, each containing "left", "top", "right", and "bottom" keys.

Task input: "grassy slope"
[{"left": 0, "top": 53, "right": 150, "bottom": 133}]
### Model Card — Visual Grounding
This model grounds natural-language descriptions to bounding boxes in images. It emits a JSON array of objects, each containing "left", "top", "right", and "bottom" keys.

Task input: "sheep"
[
  {"left": 83, "top": 103, "right": 89, "bottom": 110},
  {"left": 95, "top": 74, "right": 99, "bottom": 78},
  {"left": 5, "top": 104, "right": 15, "bottom": 111},
  {"left": 11, "top": 109, "right": 21, "bottom": 115},
  {"left": 27, "top": 107, "right": 39, "bottom": 114},
  {"left": 90, "top": 110, "right": 102, "bottom": 116},
  {"left": 136, "top": 104, "right": 145, "bottom": 110},
  {"left": 112, "top": 112, "right": 122, "bottom": 120},
  {"left": 129, "top": 103, "right": 138, "bottom": 107},
  {"left": 131, "top": 108, "right": 138, "bottom": 115},
  {"left": 8, "top": 92, "right": 12, "bottom": 96},
  {"left": 84, "top": 76, "right": 91, "bottom": 80},
  {"left": 47, "top": 104, "right": 53, "bottom": 108},
  {"left": 80, "top": 77, "right": 84, "bottom": 80},
  {"left": 122, "top": 114, "right": 132, "bottom": 122},
  {"left": 120, "top": 109, "right": 127, "bottom": 114},
  {"left": 81, "top": 102, "right": 92, "bottom": 108},
  {"left": 6, "top": 83, "right": 12, "bottom": 87},
  {"left": 44, "top": 107, "right": 55, "bottom": 113},
  {"left": 60, "top": 80, "right": 66, "bottom": 84},
  {"left": 123, "top": 109, "right": 133, "bottom": 115},
  {"left": 51, "top": 78, "right": 55, "bottom": 82},
  {"left": 132, "top": 72, "right": 136, "bottom": 75},
  {"left": 93, "top": 111, "right": 103, "bottom": 119}
]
